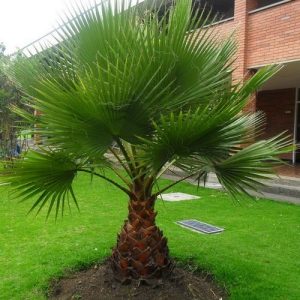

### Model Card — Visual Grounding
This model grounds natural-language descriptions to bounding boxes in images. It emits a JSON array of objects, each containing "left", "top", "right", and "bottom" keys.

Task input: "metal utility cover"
[
  {"left": 176, "top": 219, "right": 224, "bottom": 234},
  {"left": 159, "top": 192, "right": 200, "bottom": 202}
]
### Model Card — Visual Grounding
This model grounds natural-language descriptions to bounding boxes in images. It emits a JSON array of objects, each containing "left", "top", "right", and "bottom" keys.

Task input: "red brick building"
[{"left": 202, "top": 0, "right": 300, "bottom": 163}]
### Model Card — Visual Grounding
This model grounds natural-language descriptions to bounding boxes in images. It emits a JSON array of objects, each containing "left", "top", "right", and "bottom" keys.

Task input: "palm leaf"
[
  {"left": 2, "top": 0, "right": 293, "bottom": 205},
  {"left": 0, "top": 149, "right": 81, "bottom": 218}
]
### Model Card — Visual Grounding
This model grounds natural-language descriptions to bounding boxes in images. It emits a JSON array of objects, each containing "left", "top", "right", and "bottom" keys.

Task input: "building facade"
[{"left": 207, "top": 0, "right": 300, "bottom": 162}]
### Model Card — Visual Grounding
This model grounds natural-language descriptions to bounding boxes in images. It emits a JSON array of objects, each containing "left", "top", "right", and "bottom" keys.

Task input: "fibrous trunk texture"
[{"left": 111, "top": 197, "right": 172, "bottom": 282}]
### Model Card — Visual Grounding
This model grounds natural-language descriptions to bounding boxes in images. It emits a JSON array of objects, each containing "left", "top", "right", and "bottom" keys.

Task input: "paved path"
[{"left": 163, "top": 169, "right": 300, "bottom": 205}]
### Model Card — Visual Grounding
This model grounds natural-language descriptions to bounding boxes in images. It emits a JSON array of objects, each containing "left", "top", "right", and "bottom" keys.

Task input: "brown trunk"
[{"left": 111, "top": 196, "right": 172, "bottom": 282}]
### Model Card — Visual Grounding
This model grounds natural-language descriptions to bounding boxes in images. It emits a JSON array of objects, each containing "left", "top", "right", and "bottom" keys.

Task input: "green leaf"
[
  {"left": 2, "top": 0, "right": 294, "bottom": 204},
  {"left": 0, "top": 149, "right": 81, "bottom": 218}
]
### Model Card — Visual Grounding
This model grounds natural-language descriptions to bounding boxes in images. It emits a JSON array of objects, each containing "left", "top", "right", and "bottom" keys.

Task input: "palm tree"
[{"left": 1, "top": 0, "right": 292, "bottom": 282}]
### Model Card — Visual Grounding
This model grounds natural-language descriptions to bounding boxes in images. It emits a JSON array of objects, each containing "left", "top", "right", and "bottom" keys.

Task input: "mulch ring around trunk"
[{"left": 49, "top": 260, "right": 227, "bottom": 300}]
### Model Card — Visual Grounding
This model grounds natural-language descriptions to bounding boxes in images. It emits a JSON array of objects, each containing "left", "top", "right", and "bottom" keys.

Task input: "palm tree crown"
[{"left": 1, "top": 0, "right": 292, "bottom": 281}]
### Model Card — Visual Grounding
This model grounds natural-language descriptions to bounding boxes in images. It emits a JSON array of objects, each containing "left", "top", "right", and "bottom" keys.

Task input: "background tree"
[
  {"left": 0, "top": 43, "right": 28, "bottom": 161},
  {"left": 1, "top": 0, "right": 292, "bottom": 282}
]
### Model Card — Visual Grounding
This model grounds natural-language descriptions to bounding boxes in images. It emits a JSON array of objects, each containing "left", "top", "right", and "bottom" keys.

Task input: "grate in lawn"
[{"left": 176, "top": 219, "right": 224, "bottom": 234}]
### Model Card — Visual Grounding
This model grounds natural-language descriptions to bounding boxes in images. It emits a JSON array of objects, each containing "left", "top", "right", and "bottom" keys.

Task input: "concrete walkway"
[
  {"left": 163, "top": 169, "right": 300, "bottom": 205},
  {"left": 106, "top": 153, "right": 300, "bottom": 205}
]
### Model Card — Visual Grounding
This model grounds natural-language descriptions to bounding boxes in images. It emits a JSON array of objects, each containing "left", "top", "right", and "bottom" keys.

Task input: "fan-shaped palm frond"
[
  {"left": 1, "top": 149, "right": 80, "bottom": 218},
  {"left": 3, "top": 0, "right": 293, "bottom": 213},
  {"left": 214, "top": 134, "right": 291, "bottom": 196}
]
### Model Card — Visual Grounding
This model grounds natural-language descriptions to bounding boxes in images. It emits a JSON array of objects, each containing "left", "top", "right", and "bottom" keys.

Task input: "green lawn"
[{"left": 1, "top": 173, "right": 299, "bottom": 300}]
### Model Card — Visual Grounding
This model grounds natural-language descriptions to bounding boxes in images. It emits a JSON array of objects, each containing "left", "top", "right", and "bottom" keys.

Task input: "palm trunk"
[{"left": 111, "top": 195, "right": 172, "bottom": 282}]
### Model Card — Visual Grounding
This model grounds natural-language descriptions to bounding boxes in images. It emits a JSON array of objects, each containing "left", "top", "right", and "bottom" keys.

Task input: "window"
[
  {"left": 193, "top": 0, "right": 234, "bottom": 21},
  {"left": 252, "top": 0, "right": 289, "bottom": 10},
  {"left": 143, "top": 0, "right": 235, "bottom": 30}
]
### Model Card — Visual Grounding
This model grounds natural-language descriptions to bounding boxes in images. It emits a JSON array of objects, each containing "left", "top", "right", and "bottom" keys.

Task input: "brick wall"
[
  {"left": 247, "top": 0, "right": 300, "bottom": 67},
  {"left": 233, "top": 0, "right": 248, "bottom": 81},
  {"left": 203, "top": 0, "right": 300, "bottom": 76},
  {"left": 205, "top": 18, "right": 235, "bottom": 38},
  {"left": 196, "top": 18, "right": 239, "bottom": 77}
]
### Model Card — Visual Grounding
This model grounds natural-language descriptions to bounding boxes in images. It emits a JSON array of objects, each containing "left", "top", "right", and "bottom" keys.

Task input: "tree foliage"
[
  {"left": 0, "top": 0, "right": 292, "bottom": 216},
  {"left": 0, "top": 43, "right": 27, "bottom": 159}
]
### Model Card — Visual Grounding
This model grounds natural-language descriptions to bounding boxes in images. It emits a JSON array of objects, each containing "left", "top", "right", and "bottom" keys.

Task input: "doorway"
[
  {"left": 295, "top": 88, "right": 300, "bottom": 163},
  {"left": 257, "top": 88, "right": 295, "bottom": 161}
]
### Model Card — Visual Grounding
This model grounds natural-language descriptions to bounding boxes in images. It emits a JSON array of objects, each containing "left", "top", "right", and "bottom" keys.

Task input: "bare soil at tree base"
[{"left": 49, "top": 260, "right": 227, "bottom": 300}]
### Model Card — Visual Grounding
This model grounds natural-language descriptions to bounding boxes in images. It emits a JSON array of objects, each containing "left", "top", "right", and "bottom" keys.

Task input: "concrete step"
[
  {"left": 164, "top": 168, "right": 300, "bottom": 205},
  {"left": 265, "top": 176, "right": 300, "bottom": 187},
  {"left": 248, "top": 191, "right": 300, "bottom": 205},
  {"left": 258, "top": 182, "right": 300, "bottom": 199}
]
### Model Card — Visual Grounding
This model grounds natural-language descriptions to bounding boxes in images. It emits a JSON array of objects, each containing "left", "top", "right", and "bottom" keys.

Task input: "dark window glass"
[
  {"left": 193, "top": 0, "right": 234, "bottom": 21},
  {"left": 141, "top": 0, "right": 234, "bottom": 31},
  {"left": 255, "top": 0, "right": 287, "bottom": 9}
]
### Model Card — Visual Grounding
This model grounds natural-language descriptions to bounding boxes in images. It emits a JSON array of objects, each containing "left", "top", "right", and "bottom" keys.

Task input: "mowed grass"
[{"left": 0, "top": 173, "right": 300, "bottom": 300}]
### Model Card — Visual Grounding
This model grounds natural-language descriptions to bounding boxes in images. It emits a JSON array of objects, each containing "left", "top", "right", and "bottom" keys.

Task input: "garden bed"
[{"left": 49, "top": 260, "right": 226, "bottom": 300}]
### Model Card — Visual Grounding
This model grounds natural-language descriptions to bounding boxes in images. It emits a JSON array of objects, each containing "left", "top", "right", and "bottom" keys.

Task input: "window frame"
[{"left": 249, "top": 0, "right": 294, "bottom": 15}]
